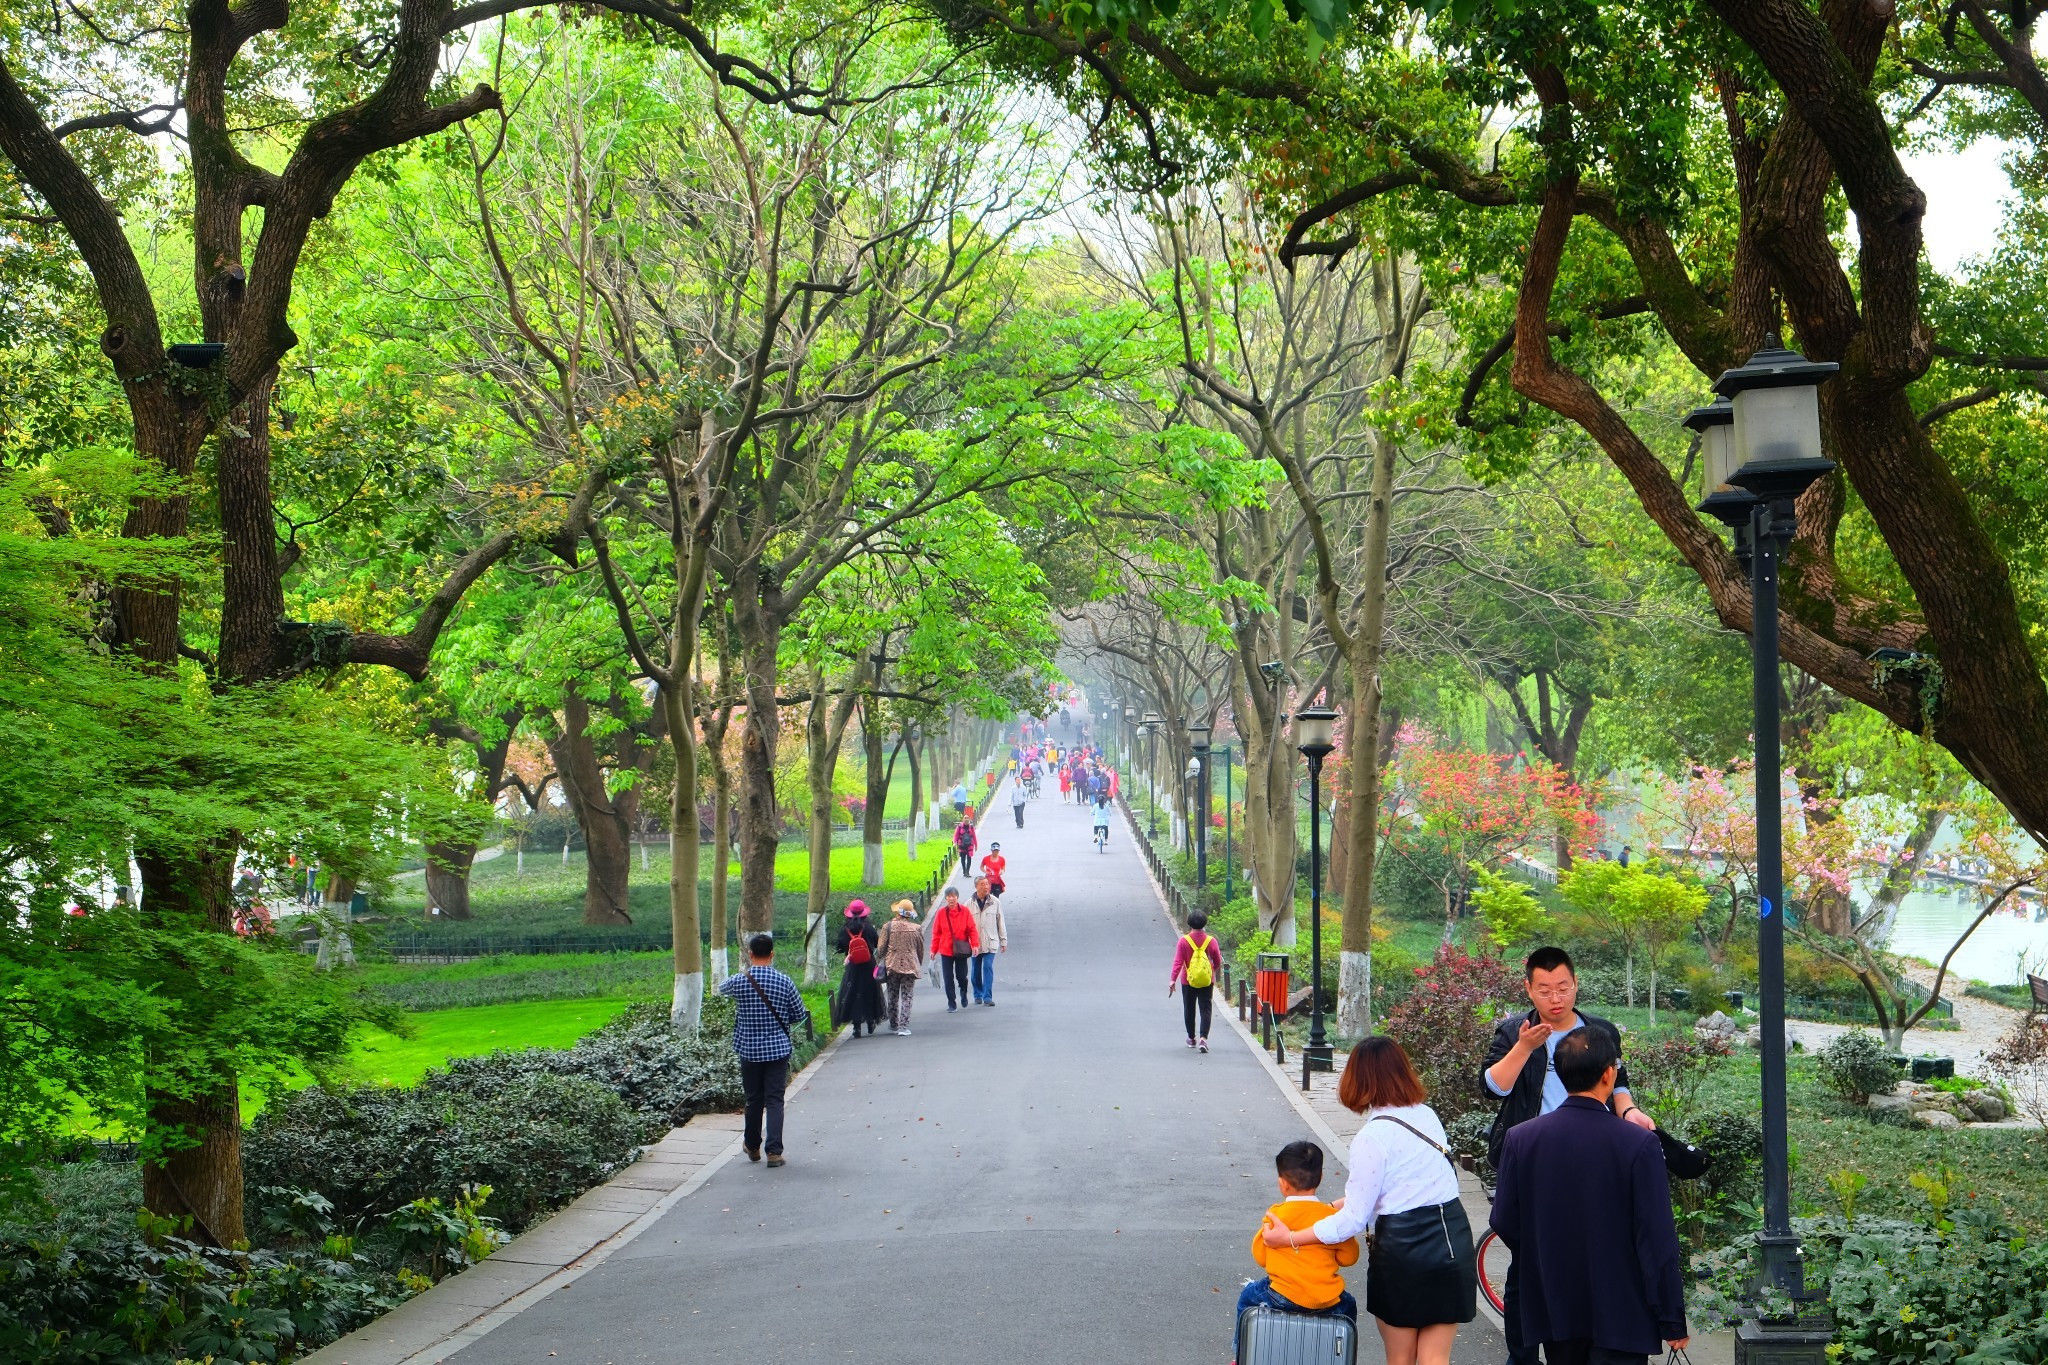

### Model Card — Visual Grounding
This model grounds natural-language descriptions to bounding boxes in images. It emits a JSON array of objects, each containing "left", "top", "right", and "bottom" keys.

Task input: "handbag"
[{"left": 1655, "top": 1126, "right": 1710, "bottom": 1180}]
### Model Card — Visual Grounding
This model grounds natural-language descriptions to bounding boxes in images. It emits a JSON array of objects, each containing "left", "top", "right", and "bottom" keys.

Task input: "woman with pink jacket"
[{"left": 1167, "top": 910, "right": 1225, "bottom": 1052}]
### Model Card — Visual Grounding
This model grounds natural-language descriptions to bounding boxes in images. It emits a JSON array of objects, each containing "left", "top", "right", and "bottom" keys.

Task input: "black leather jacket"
[{"left": 1480, "top": 1007, "right": 1631, "bottom": 1170}]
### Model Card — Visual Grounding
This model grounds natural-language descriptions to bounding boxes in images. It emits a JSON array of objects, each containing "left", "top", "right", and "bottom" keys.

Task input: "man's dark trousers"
[
  {"left": 740, "top": 1057, "right": 789, "bottom": 1156},
  {"left": 1504, "top": 1257, "right": 1538, "bottom": 1365},
  {"left": 1540, "top": 1342, "right": 1646, "bottom": 1365}
]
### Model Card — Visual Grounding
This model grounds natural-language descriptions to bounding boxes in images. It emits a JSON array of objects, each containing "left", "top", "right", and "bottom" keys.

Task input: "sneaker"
[
  {"left": 984, "top": 1000, "right": 995, "bottom": 1007},
  {"left": 1198, "top": 1038, "right": 1209, "bottom": 1053},
  {"left": 1187, "top": 1037, "right": 1198, "bottom": 1048},
  {"left": 745, "top": 1144, "right": 761, "bottom": 1162},
  {"left": 948, "top": 1005, "right": 958, "bottom": 1013},
  {"left": 898, "top": 1028, "right": 912, "bottom": 1036},
  {"left": 766, "top": 1155, "right": 786, "bottom": 1168}
]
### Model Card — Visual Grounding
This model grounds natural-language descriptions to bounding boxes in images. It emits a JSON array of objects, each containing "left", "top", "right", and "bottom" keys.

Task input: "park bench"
[{"left": 2029, "top": 973, "right": 2048, "bottom": 1013}]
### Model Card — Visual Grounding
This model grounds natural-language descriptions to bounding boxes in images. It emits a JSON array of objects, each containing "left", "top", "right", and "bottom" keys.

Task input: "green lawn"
[
  {"left": 341, "top": 997, "right": 639, "bottom": 1088},
  {"left": 770, "top": 836, "right": 957, "bottom": 895}
]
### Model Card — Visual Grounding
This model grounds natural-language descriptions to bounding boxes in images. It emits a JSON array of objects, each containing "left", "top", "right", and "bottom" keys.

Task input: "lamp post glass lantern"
[
  {"left": 1699, "top": 339, "right": 1838, "bottom": 1364},
  {"left": 1293, "top": 705, "right": 1338, "bottom": 1071}
]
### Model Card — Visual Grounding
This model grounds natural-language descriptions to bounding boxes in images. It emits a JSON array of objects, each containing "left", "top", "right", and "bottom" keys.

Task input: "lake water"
[{"left": 1884, "top": 879, "right": 2048, "bottom": 985}]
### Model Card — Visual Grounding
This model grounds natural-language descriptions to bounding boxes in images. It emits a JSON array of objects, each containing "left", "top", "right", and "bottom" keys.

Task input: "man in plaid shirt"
[{"left": 716, "top": 934, "right": 811, "bottom": 1167}]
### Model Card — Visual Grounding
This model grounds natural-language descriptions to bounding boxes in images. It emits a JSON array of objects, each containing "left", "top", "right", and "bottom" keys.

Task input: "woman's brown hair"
[{"left": 1336, "top": 1035, "right": 1427, "bottom": 1114}]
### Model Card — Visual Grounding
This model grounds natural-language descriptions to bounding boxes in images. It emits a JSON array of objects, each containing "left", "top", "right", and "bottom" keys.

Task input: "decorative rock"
[
  {"left": 1697, "top": 1010, "right": 1737, "bottom": 1035},
  {"left": 1867, "top": 1092, "right": 1915, "bottom": 1115},
  {"left": 1963, "top": 1090, "right": 2008, "bottom": 1122},
  {"left": 1912, "top": 1109, "right": 1962, "bottom": 1131}
]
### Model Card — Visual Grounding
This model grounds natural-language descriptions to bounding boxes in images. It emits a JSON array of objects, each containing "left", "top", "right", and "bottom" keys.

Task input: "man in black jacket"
[
  {"left": 1481, "top": 946, "right": 1654, "bottom": 1365},
  {"left": 1490, "top": 1028, "right": 1688, "bottom": 1365}
]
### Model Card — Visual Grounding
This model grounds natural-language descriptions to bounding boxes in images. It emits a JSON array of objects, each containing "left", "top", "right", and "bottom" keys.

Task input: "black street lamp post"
[
  {"left": 1689, "top": 339, "right": 1838, "bottom": 1365},
  {"left": 1295, "top": 705, "right": 1338, "bottom": 1073},
  {"left": 1123, "top": 706, "right": 1135, "bottom": 769},
  {"left": 1141, "top": 712, "right": 1162, "bottom": 839},
  {"left": 1188, "top": 718, "right": 1211, "bottom": 888}
]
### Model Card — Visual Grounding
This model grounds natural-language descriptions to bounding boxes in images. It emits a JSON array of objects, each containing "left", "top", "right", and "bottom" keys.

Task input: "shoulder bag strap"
[
  {"left": 1369, "top": 1114, "right": 1457, "bottom": 1169},
  {"left": 742, "top": 968, "right": 793, "bottom": 1039}
]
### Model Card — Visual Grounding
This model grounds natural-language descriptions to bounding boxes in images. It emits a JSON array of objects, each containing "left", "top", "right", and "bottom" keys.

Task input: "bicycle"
[
  {"left": 1475, "top": 1226, "right": 1509, "bottom": 1314},
  {"left": 1093, "top": 824, "right": 1109, "bottom": 853}
]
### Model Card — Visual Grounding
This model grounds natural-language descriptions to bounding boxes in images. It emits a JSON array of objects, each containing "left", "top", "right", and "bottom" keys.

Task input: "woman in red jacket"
[{"left": 929, "top": 886, "right": 981, "bottom": 1013}]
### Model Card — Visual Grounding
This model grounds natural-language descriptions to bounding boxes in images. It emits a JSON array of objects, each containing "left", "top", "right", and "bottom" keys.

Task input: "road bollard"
[{"left": 1238, "top": 977, "right": 1248, "bottom": 1022}]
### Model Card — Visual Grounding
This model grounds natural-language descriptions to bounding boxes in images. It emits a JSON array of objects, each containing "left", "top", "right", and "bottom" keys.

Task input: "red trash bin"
[{"left": 1255, "top": 951, "right": 1291, "bottom": 1019}]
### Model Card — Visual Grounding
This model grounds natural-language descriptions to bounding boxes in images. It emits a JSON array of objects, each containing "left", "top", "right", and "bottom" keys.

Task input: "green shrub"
[
  {"left": 1681, "top": 1105, "right": 1764, "bottom": 1199},
  {"left": 1692, "top": 1209, "right": 2048, "bottom": 1358},
  {"left": 426, "top": 1005, "right": 742, "bottom": 1138},
  {"left": 0, "top": 1218, "right": 410, "bottom": 1364},
  {"left": 1443, "top": 1109, "right": 1494, "bottom": 1176},
  {"left": 1817, "top": 1030, "right": 1898, "bottom": 1105},
  {"left": 244, "top": 1069, "right": 641, "bottom": 1233},
  {"left": 1208, "top": 896, "right": 1259, "bottom": 950}
]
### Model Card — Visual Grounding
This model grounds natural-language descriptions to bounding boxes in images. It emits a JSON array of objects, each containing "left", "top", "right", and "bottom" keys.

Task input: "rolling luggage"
[{"left": 1235, "top": 1305, "right": 1358, "bottom": 1364}]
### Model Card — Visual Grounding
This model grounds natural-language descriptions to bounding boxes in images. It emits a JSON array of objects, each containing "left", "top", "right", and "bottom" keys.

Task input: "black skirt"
[{"left": 1364, "top": 1198, "right": 1477, "bottom": 1328}]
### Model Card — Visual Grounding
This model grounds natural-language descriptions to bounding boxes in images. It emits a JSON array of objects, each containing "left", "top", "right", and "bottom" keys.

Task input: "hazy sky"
[{"left": 1902, "top": 141, "right": 2014, "bottom": 274}]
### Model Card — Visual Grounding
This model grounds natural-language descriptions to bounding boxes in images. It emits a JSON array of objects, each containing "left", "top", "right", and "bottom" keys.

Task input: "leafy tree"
[
  {"left": 1469, "top": 865, "right": 1550, "bottom": 953},
  {"left": 943, "top": 0, "right": 2048, "bottom": 870}
]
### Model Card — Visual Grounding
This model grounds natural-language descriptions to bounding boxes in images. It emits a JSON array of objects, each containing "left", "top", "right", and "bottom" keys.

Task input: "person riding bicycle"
[{"left": 1090, "top": 795, "right": 1111, "bottom": 849}]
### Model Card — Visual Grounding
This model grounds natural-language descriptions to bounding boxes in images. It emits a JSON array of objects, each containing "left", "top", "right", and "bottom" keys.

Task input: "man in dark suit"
[
  {"left": 1489, "top": 1028, "right": 1688, "bottom": 1365},
  {"left": 1482, "top": 946, "right": 1654, "bottom": 1365}
]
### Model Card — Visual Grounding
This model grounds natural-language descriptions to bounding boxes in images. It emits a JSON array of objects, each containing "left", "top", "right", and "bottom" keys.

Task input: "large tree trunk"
[
  {"left": 1335, "top": 420, "right": 1398, "bottom": 1038},
  {"left": 663, "top": 677, "right": 703, "bottom": 1032},
  {"left": 136, "top": 845, "right": 247, "bottom": 1247},
  {"left": 423, "top": 841, "right": 477, "bottom": 920},
  {"left": 709, "top": 702, "right": 735, "bottom": 980},
  {"left": 905, "top": 727, "right": 924, "bottom": 858},
  {"left": 423, "top": 718, "right": 517, "bottom": 922},
  {"left": 548, "top": 690, "right": 635, "bottom": 926},
  {"left": 734, "top": 591, "right": 784, "bottom": 938},
  {"left": 862, "top": 698, "right": 890, "bottom": 886}
]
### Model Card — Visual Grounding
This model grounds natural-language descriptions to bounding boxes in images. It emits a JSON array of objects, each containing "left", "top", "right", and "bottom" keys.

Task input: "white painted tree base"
[
  {"left": 863, "top": 842, "right": 885, "bottom": 887},
  {"left": 1337, "top": 950, "right": 1372, "bottom": 1040},
  {"left": 711, "top": 947, "right": 730, "bottom": 979},
  {"left": 803, "top": 913, "right": 829, "bottom": 985},
  {"left": 670, "top": 971, "right": 703, "bottom": 1036}
]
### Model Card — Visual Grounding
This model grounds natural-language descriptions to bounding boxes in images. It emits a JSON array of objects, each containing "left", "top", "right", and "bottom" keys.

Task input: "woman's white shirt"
[{"left": 1312, "top": 1103, "right": 1460, "bottom": 1245}]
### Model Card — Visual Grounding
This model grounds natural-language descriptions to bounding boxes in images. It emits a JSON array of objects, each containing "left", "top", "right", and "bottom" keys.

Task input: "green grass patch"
[
  {"left": 342, "top": 997, "right": 641, "bottom": 1089},
  {"left": 770, "top": 836, "right": 956, "bottom": 895},
  {"left": 359, "top": 951, "right": 676, "bottom": 1010}
]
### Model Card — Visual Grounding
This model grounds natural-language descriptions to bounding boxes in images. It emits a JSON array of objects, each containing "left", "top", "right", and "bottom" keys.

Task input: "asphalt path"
[{"left": 451, "top": 771, "right": 1503, "bottom": 1364}]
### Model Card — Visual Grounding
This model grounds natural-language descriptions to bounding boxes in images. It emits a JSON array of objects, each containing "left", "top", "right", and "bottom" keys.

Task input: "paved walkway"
[{"left": 430, "top": 771, "right": 1501, "bottom": 1364}]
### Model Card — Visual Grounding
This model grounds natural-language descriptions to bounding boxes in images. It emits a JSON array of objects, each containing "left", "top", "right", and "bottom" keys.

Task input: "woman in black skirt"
[
  {"left": 1261, "top": 1036, "right": 1475, "bottom": 1365},
  {"left": 831, "top": 900, "right": 887, "bottom": 1036}
]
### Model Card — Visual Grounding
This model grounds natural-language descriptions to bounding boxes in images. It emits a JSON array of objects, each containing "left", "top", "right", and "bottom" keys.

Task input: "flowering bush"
[
  {"left": 1378, "top": 944, "right": 1523, "bottom": 1122},
  {"left": 1381, "top": 734, "right": 1598, "bottom": 929}
]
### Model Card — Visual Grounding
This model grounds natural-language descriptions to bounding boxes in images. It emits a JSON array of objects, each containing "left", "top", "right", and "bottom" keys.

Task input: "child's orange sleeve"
[
  {"left": 1335, "top": 1237, "right": 1360, "bottom": 1267},
  {"left": 1251, "top": 1223, "right": 1269, "bottom": 1268}
]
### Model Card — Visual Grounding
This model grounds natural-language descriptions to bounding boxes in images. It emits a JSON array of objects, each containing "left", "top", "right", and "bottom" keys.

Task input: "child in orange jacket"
[{"left": 1236, "top": 1140, "right": 1359, "bottom": 1348}]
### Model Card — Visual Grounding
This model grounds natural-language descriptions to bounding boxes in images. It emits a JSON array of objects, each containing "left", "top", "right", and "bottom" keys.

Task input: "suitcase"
[{"left": 1235, "top": 1305, "right": 1359, "bottom": 1364}]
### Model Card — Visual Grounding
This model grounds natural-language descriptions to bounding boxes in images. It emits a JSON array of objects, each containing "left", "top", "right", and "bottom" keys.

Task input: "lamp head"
[
  {"left": 1711, "top": 337, "right": 1838, "bottom": 501},
  {"left": 1684, "top": 396, "right": 1756, "bottom": 530},
  {"left": 1186, "top": 717, "right": 1211, "bottom": 752},
  {"left": 1293, "top": 705, "right": 1338, "bottom": 760}
]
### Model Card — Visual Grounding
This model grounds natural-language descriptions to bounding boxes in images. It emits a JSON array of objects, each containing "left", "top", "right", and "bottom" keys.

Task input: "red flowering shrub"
[{"left": 1378, "top": 945, "right": 1524, "bottom": 1122}]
